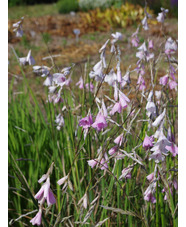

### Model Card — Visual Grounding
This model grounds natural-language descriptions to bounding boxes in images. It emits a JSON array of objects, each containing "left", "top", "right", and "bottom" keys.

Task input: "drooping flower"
[
  {"left": 110, "top": 102, "right": 122, "bottom": 115},
  {"left": 79, "top": 114, "right": 93, "bottom": 129},
  {"left": 87, "top": 159, "right": 97, "bottom": 168},
  {"left": 165, "top": 143, "right": 178, "bottom": 157},
  {"left": 144, "top": 182, "right": 156, "bottom": 203},
  {"left": 99, "top": 39, "right": 110, "bottom": 68},
  {"left": 119, "top": 167, "right": 132, "bottom": 180},
  {"left": 168, "top": 80, "right": 177, "bottom": 90},
  {"left": 30, "top": 209, "right": 42, "bottom": 226},
  {"left": 143, "top": 135, "right": 154, "bottom": 150},
  {"left": 152, "top": 108, "right": 166, "bottom": 127},
  {"left": 165, "top": 37, "right": 177, "bottom": 55},
  {"left": 157, "top": 8, "right": 169, "bottom": 23},
  {"left": 89, "top": 60, "right": 104, "bottom": 81},
  {"left": 85, "top": 82, "right": 94, "bottom": 93},
  {"left": 19, "top": 50, "right": 35, "bottom": 66},
  {"left": 108, "top": 146, "right": 118, "bottom": 155},
  {"left": 35, "top": 178, "right": 56, "bottom": 207},
  {"left": 159, "top": 75, "right": 169, "bottom": 86},
  {"left": 57, "top": 175, "right": 68, "bottom": 186},
  {"left": 76, "top": 76, "right": 84, "bottom": 89},
  {"left": 137, "top": 75, "right": 146, "bottom": 91},
  {"left": 92, "top": 112, "right": 107, "bottom": 131},
  {"left": 114, "top": 133, "right": 124, "bottom": 146},
  {"left": 13, "top": 17, "right": 24, "bottom": 37},
  {"left": 55, "top": 114, "right": 64, "bottom": 130},
  {"left": 146, "top": 172, "right": 154, "bottom": 182},
  {"left": 148, "top": 40, "right": 154, "bottom": 50}
]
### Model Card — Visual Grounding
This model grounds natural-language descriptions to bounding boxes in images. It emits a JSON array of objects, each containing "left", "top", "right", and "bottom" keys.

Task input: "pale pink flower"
[
  {"left": 108, "top": 146, "right": 118, "bottom": 155},
  {"left": 143, "top": 135, "right": 154, "bottom": 150},
  {"left": 92, "top": 112, "right": 107, "bottom": 131},
  {"left": 100, "top": 158, "right": 108, "bottom": 170},
  {"left": 141, "top": 16, "right": 149, "bottom": 30},
  {"left": 144, "top": 182, "right": 156, "bottom": 203},
  {"left": 159, "top": 75, "right": 169, "bottom": 86},
  {"left": 53, "top": 73, "right": 66, "bottom": 86},
  {"left": 13, "top": 17, "right": 24, "bottom": 37},
  {"left": 137, "top": 75, "right": 146, "bottom": 90},
  {"left": 79, "top": 114, "right": 93, "bottom": 129},
  {"left": 85, "top": 83, "right": 94, "bottom": 93},
  {"left": 167, "top": 126, "right": 175, "bottom": 143},
  {"left": 35, "top": 178, "right": 56, "bottom": 207},
  {"left": 131, "top": 36, "right": 139, "bottom": 47},
  {"left": 148, "top": 40, "right": 154, "bottom": 50},
  {"left": 19, "top": 50, "right": 35, "bottom": 66},
  {"left": 57, "top": 175, "right": 68, "bottom": 186},
  {"left": 87, "top": 159, "right": 97, "bottom": 168},
  {"left": 110, "top": 102, "right": 122, "bottom": 115},
  {"left": 165, "top": 37, "right": 177, "bottom": 55},
  {"left": 55, "top": 114, "right": 64, "bottom": 130},
  {"left": 89, "top": 60, "right": 104, "bottom": 81},
  {"left": 152, "top": 108, "right": 166, "bottom": 127},
  {"left": 114, "top": 133, "right": 124, "bottom": 146},
  {"left": 157, "top": 8, "right": 169, "bottom": 23},
  {"left": 168, "top": 80, "right": 177, "bottom": 90},
  {"left": 76, "top": 76, "right": 84, "bottom": 89},
  {"left": 119, "top": 167, "right": 132, "bottom": 180},
  {"left": 165, "top": 143, "right": 178, "bottom": 157},
  {"left": 146, "top": 173, "right": 154, "bottom": 182},
  {"left": 30, "top": 209, "right": 42, "bottom": 226}
]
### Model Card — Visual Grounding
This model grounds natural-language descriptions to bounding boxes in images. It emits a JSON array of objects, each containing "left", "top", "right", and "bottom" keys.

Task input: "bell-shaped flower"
[
  {"left": 143, "top": 135, "right": 154, "bottom": 150},
  {"left": 119, "top": 167, "right": 132, "bottom": 180},
  {"left": 55, "top": 114, "right": 64, "bottom": 130},
  {"left": 167, "top": 126, "right": 175, "bottom": 143},
  {"left": 85, "top": 82, "right": 94, "bottom": 93},
  {"left": 165, "top": 143, "right": 178, "bottom": 157},
  {"left": 168, "top": 80, "right": 177, "bottom": 90},
  {"left": 137, "top": 75, "right": 146, "bottom": 91},
  {"left": 165, "top": 37, "right": 177, "bottom": 55},
  {"left": 13, "top": 17, "right": 24, "bottom": 37},
  {"left": 53, "top": 73, "right": 66, "bottom": 86},
  {"left": 92, "top": 112, "right": 107, "bottom": 131},
  {"left": 89, "top": 60, "right": 104, "bottom": 81},
  {"left": 108, "top": 146, "right": 118, "bottom": 155},
  {"left": 19, "top": 50, "right": 35, "bottom": 66},
  {"left": 30, "top": 209, "right": 42, "bottom": 226},
  {"left": 152, "top": 108, "right": 166, "bottom": 127},
  {"left": 141, "top": 16, "right": 149, "bottom": 30},
  {"left": 110, "top": 102, "right": 122, "bottom": 115},
  {"left": 144, "top": 182, "right": 156, "bottom": 203},
  {"left": 157, "top": 8, "right": 169, "bottom": 23},
  {"left": 34, "top": 178, "right": 56, "bottom": 207},
  {"left": 148, "top": 40, "right": 154, "bottom": 50},
  {"left": 104, "top": 68, "right": 117, "bottom": 86},
  {"left": 159, "top": 75, "right": 169, "bottom": 86},
  {"left": 76, "top": 76, "right": 84, "bottom": 89},
  {"left": 114, "top": 133, "right": 124, "bottom": 146},
  {"left": 79, "top": 114, "right": 93, "bottom": 129},
  {"left": 87, "top": 159, "right": 97, "bottom": 168},
  {"left": 146, "top": 172, "right": 154, "bottom": 182},
  {"left": 99, "top": 39, "right": 110, "bottom": 68},
  {"left": 57, "top": 175, "right": 68, "bottom": 186}
]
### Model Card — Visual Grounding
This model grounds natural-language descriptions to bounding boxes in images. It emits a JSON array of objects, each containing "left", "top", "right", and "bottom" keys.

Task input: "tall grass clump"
[{"left": 8, "top": 4, "right": 178, "bottom": 226}]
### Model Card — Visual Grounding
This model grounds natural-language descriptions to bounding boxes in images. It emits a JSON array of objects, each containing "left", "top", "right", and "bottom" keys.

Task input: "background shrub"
[{"left": 57, "top": 0, "right": 79, "bottom": 14}]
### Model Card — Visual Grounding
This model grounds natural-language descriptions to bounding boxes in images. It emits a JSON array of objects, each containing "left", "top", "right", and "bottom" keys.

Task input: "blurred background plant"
[{"left": 8, "top": 0, "right": 178, "bottom": 17}]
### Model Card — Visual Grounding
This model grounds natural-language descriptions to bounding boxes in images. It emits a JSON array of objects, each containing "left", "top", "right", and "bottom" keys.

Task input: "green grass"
[{"left": 8, "top": 3, "right": 58, "bottom": 19}]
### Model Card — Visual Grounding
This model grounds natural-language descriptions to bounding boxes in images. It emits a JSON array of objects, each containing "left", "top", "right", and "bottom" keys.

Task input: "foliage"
[
  {"left": 8, "top": 0, "right": 57, "bottom": 7},
  {"left": 57, "top": 0, "right": 79, "bottom": 14},
  {"left": 81, "top": 3, "right": 153, "bottom": 29}
]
